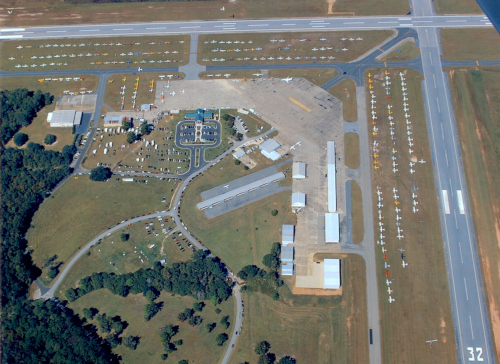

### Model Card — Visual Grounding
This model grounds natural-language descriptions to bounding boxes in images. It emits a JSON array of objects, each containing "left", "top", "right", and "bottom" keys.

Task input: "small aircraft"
[
  {"left": 281, "top": 77, "right": 293, "bottom": 83},
  {"left": 387, "top": 287, "right": 393, "bottom": 294},
  {"left": 401, "top": 253, "right": 406, "bottom": 259},
  {"left": 406, "top": 119, "right": 412, "bottom": 125},
  {"left": 181, "top": 89, "right": 185, "bottom": 94},
  {"left": 396, "top": 215, "right": 401, "bottom": 221},
  {"left": 409, "top": 162, "right": 415, "bottom": 168},
  {"left": 374, "top": 165, "right": 380, "bottom": 170},
  {"left": 223, "top": 185, "right": 229, "bottom": 189},
  {"left": 381, "top": 247, "right": 387, "bottom": 253},
  {"left": 413, "top": 206, "right": 419, "bottom": 213},
  {"left": 138, "top": 67, "right": 142, "bottom": 72},
  {"left": 385, "top": 270, "right": 391, "bottom": 277},
  {"left": 407, "top": 130, "right": 413, "bottom": 136},
  {"left": 392, "top": 168, "right": 398, "bottom": 174},
  {"left": 377, "top": 239, "right": 385, "bottom": 246},
  {"left": 320, "top": 37, "right": 327, "bottom": 41},
  {"left": 392, "top": 162, "right": 398, "bottom": 168},
  {"left": 149, "top": 88, "right": 154, "bottom": 93},
  {"left": 170, "top": 91, "right": 176, "bottom": 96},
  {"left": 253, "top": 73, "right": 263, "bottom": 77},
  {"left": 270, "top": 39, "right": 278, "bottom": 43},
  {"left": 405, "top": 113, "right": 411, "bottom": 119},
  {"left": 368, "top": 73, "right": 372, "bottom": 78},
  {"left": 418, "top": 159, "right": 426, "bottom": 164},
  {"left": 224, "top": 74, "right": 231, "bottom": 78},
  {"left": 341, "top": 37, "right": 347, "bottom": 41},
  {"left": 426, "top": 339, "right": 438, "bottom": 347},
  {"left": 409, "top": 142, "right": 414, "bottom": 148},
  {"left": 342, "top": 48, "right": 348, "bottom": 51},
  {"left": 397, "top": 233, "right": 404, "bottom": 240},
  {"left": 377, "top": 202, "right": 383, "bottom": 208},
  {"left": 402, "top": 261, "right": 408, "bottom": 268},
  {"left": 385, "top": 262, "right": 390, "bottom": 269},
  {"left": 413, "top": 200, "right": 419, "bottom": 206},
  {"left": 409, "top": 148, "right": 414, "bottom": 154},
  {"left": 392, "top": 148, "right": 397, "bottom": 154},
  {"left": 388, "top": 296, "right": 395, "bottom": 303},
  {"left": 386, "top": 279, "right": 392, "bottom": 286}
]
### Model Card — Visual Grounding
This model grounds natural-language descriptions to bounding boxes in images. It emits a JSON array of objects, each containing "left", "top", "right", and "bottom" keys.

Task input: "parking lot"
[{"left": 176, "top": 120, "right": 221, "bottom": 145}]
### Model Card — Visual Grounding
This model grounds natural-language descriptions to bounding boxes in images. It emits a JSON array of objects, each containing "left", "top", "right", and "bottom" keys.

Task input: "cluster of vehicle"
[{"left": 145, "top": 216, "right": 171, "bottom": 237}]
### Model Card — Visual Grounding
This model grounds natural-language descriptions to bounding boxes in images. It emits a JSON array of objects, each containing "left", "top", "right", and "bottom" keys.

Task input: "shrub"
[
  {"left": 13, "top": 132, "right": 29, "bottom": 146},
  {"left": 90, "top": 166, "right": 112, "bottom": 181},
  {"left": 44, "top": 134, "right": 57, "bottom": 145}
]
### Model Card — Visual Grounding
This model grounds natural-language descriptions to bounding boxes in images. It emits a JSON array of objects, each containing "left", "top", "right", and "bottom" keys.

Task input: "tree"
[
  {"left": 183, "top": 308, "right": 194, "bottom": 319},
  {"left": 122, "top": 120, "right": 132, "bottom": 130},
  {"left": 262, "top": 254, "right": 280, "bottom": 270},
  {"left": 193, "top": 301, "right": 205, "bottom": 312},
  {"left": 111, "top": 320, "right": 124, "bottom": 335},
  {"left": 178, "top": 361, "right": 189, "bottom": 364},
  {"left": 258, "top": 353, "right": 276, "bottom": 364},
  {"left": 106, "top": 334, "right": 121, "bottom": 349},
  {"left": 96, "top": 314, "right": 112, "bottom": 333},
  {"left": 220, "top": 315, "right": 230, "bottom": 329},
  {"left": 177, "top": 312, "right": 187, "bottom": 322},
  {"left": 44, "top": 134, "right": 57, "bottom": 145},
  {"left": 145, "top": 289, "right": 158, "bottom": 303},
  {"left": 215, "top": 308, "right": 221, "bottom": 314},
  {"left": 244, "top": 165, "right": 249, "bottom": 170},
  {"left": 144, "top": 302, "right": 162, "bottom": 321},
  {"left": 173, "top": 340, "right": 183, "bottom": 346},
  {"left": 140, "top": 121, "right": 151, "bottom": 136},
  {"left": 255, "top": 341, "right": 271, "bottom": 355},
  {"left": 237, "top": 265, "right": 262, "bottom": 280},
  {"left": 126, "top": 131, "right": 137, "bottom": 144},
  {"left": 271, "top": 209, "right": 278, "bottom": 216},
  {"left": 13, "top": 132, "right": 29, "bottom": 146},
  {"left": 120, "top": 233, "right": 129, "bottom": 242},
  {"left": 206, "top": 322, "right": 216, "bottom": 332},
  {"left": 123, "top": 336, "right": 140, "bottom": 350},
  {"left": 188, "top": 315, "right": 203, "bottom": 326},
  {"left": 216, "top": 333, "right": 229, "bottom": 346},
  {"left": 272, "top": 292, "right": 280, "bottom": 301},
  {"left": 277, "top": 356, "right": 296, "bottom": 364},
  {"left": 90, "top": 166, "right": 112, "bottom": 182},
  {"left": 82, "top": 307, "right": 98, "bottom": 320},
  {"left": 234, "top": 159, "right": 241, "bottom": 165},
  {"left": 47, "top": 266, "right": 58, "bottom": 279}
]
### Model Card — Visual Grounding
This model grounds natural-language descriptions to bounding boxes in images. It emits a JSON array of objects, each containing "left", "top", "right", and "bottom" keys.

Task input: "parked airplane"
[
  {"left": 409, "top": 148, "right": 414, "bottom": 154},
  {"left": 224, "top": 74, "right": 231, "bottom": 78},
  {"left": 385, "top": 262, "right": 390, "bottom": 269},
  {"left": 413, "top": 200, "right": 419, "bottom": 206},
  {"left": 253, "top": 73, "right": 263, "bottom": 77},
  {"left": 397, "top": 233, "right": 404, "bottom": 240},
  {"left": 402, "top": 261, "right": 408, "bottom": 268},
  {"left": 388, "top": 296, "right": 395, "bottom": 303},
  {"left": 377, "top": 202, "right": 383, "bottom": 208},
  {"left": 138, "top": 67, "right": 142, "bottom": 72},
  {"left": 401, "top": 253, "right": 406, "bottom": 259},
  {"left": 281, "top": 77, "right": 293, "bottom": 83},
  {"left": 170, "top": 91, "right": 176, "bottom": 96},
  {"left": 386, "top": 279, "right": 392, "bottom": 286},
  {"left": 418, "top": 159, "right": 426, "bottom": 164},
  {"left": 392, "top": 168, "right": 398, "bottom": 173},
  {"left": 341, "top": 37, "right": 347, "bottom": 41},
  {"left": 381, "top": 247, "right": 387, "bottom": 253},
  {"left": 413, "top": 206, "right": 419, "bottom": 213},
  {"left": 387, "top": 287, "right": 393, "bottom": 294},
  {"left": 181, "top": 89, "right": 185, "bottom": 94}
]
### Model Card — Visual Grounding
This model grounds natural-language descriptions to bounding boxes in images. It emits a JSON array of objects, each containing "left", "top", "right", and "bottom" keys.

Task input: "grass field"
[
  {"left": 180, "top": 156, "right": 293, "bottom": 273},
  {"left": 1, "top": 75, "right": 98, "bottom": 151},
  {"left": 0, "top": 36, "right": 189, "bottom": 72},
  {"left": 235, "top": 111, "right": 271, "bottom": 138},
  {"left": 448, "top": 67, "right": 500, "bottom": 361},
  {"left": 2, "top": 0, "right": 409, "bottom": 28},
  {"left": 203, "top": 110, "right": 234, "bottom": 162},
  {"left": 268, "top": 69, "right": 338, "bottom": 88},
  {"left": 350, "top": 181, "right": 364, "bottom": 244},
  {"left": 69, "top": 289, "right": 234, "bottom": 363},
  {"left": 344, "top": 132, "right": 360, "bottom": 169},
  {"left": 198, "top": 31, "right": 393, "bottom": 66},
  {"left": 328, "top": 78, "right": 358, "bottom": 122},
  {"left": 28, "top": 176, "right": 177, "bottom": 285},
  {"left": 441, "top": 28, "right": 500, "bottom": 61},
  {"left": 378, "top": 39, "right": 420, "bottom": 62},
  {"left": 366, "top": 68, "right": 457, "bottom": 363},
  {"left": 231, "top": 253, "right": 368, "bottom": 363},
  {"left": 56, "top": 217, "right": 191, "bottom": 297},
  {"left": 83, "top": 113, "right": 190, "bottom": 175},
  {"left": 434, "top": 0, "right": 483, "bottom": 14}
]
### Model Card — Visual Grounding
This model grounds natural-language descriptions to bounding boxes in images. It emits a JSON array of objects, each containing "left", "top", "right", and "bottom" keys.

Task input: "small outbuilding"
[
  {"left": 232, "top": 149, "right": 246, "bottom": 160},
  {"left": 104, "top": 116, "right": 124, "bottom": 127},
  {"left": 292, "top": 162, "right": 306, "bottom": 179},
  {"left": 281, "top": 263, "right": 294, "bottom": 276},
  {"left": 141, "top": 104, "right": 151, "bottom": 111},
  {"left": 292, "top": 192, "right": 306, "bottom": 207},
  {"left": 282, "top": 224, "right": 295, "bottom": 245},
  {"left": 281, "top": 246, "right": 294, "bottom": 263}
]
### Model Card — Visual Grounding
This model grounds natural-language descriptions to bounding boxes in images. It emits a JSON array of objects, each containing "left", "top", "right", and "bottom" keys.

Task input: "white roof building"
[
  {"left": 281, "top": 263, "right": 294, "bottom": 276},
  {"left": 324, "top": 259, "right": 341, "bottom": 289},
  {"left": 282, "top": 224, "right": 294, "bottom": 245},
  {"left": 232, "top": 149, "right": 246, "bottom": 160},
  {"left": 292, "top": 162, "right": 306, "bottom": 179},
  {"left": 327, "top": 141, "right": 337, "bottom": 212},
  {"left": 291, "top": 192, "right": 306, "bottom": 207},
  {"left": 259, "top": 139, "right": 280, "bottom": 153},
  {"left": 47, "top": 110, "right": 82, "bottom": 128},
  {"left": 325, "top": 213, "right": 340, "bottom": 243},
  {"left": 281, "top": 246, "right": 294, "bottom": 263}
]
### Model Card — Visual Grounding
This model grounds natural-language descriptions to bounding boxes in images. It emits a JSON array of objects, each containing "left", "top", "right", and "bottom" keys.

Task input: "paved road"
[
  {"left": 419, "top": 26, "right": 494, "bottom": 363},
  {"left": 0, "top": 15, "right": 492, "bottom": 40}
]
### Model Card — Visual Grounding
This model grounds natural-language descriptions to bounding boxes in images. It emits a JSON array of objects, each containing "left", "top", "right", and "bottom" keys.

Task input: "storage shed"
[
  {"left": 282, "top": 224, "right": 295, "bottom": 245},
  {"left": 292, "top": 192, "right": 306, "bottom": 207},
  {"left": 292, "top": 162, "right": 306, "bottom": 179}
]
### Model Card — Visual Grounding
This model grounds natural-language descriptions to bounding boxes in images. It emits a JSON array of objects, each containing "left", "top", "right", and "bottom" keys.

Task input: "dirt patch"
[
  {"left": 292, "top": 285, "right": 343, "bottom": 296},
  {"left": 327, "top": 0, "right": 336, "bottom": 14}
]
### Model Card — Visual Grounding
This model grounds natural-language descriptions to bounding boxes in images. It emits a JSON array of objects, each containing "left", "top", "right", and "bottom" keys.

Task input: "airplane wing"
[{"left": 475, "top": 0, "right": 500, "bottom": 34}]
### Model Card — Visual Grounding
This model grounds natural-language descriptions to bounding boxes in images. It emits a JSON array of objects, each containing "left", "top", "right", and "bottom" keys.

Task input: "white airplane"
[
  {"left": 406, "top": 119, "right": 411, "bottom": 125},
  {"left": 356, "top": 37, "right": 363, "bottom": 40},
  {"left": 138, "top": 67, "right": 142, "bottom": 72},
  {"left": 16, "top": 45, "right": 23, "bottom": 49},
  {"left": 170, "top": 91, "right": 176, "bottom": 96},
  {"left": 270, "top": 39, "right": 278, "bottom": 43},
  {"left": 377, "top": 190, "right": 382, "bottom": 196},
  {"left": 402, "top": 261, "right": 408, "bottom": 268},
  {"left": 402, "top": 87, "right": 407, "bottom": 92},
  {"left": 391, "top": 156, "right": 397, "bottom": 161},
  {"left": 399, "top": 72, "right": 404, "bottom": 77},
  {"left": 378, "top": 240, "right": 385, "bottom": 246},
  {"left": 253, "top": 73, "right": 263, "bottom": 77},
  {"left": 281, "top": 77, "right": 293, "bottom": 83},
  {"left": 401, "top": 81, "right": 406, "bottom": 86},
  {"left": 386, "top": 279, "right": 392, "bottom": 286},
  {"left": 409, "top": 148, "right": 414, "bottom": 154},
  {"left": 392, "top": 161, "right": 398, "bottom": 168},
  {"left": 377, "top": 202, "right": 384, "bottom": 208},
  {"left": 378, "top": 195, "right": 383, "bottom": 201},
  {"left": 381, "top": 247, "right": 387, "bottom": 253},
  {"left": 397, "top": 226, "right": 404, "bottom": 234},
  {"left": 15, "top": 64, "right": 21, "bottom": 68},
  {"left": 167, "top": 75, "right": 173, "bottom": 79},
  {"left": 393, "top": 192, "right": 399, "bottom": 199},
  {"left": 376, "top": 185, "right": 381, "bottom": 190},
  {"left": 397, "top": 233, "right": 404, "bottom": 240},
  {"left": 224, "top": 74, "right": 231, "bottom": 78},
  {"left": 320, "top": 37, "right": 327, "bottom": 41},
  {"left": 392, "top": 187, "right": 398, "bottom": 194},
  {"left": 387, "top": 105, "right": 392, "bottom": 109},
  {"left": 181, "top": 89, "right": 185, "bottom": 94},
  {"left": 221, "top": 6, "right": 225, "bottom": 10},
  {"left": 385, "top": 262, "right": 390, "bottom": 269},
  {"left": 300, "top": 39, "right": 307, "bottom": 42},
  {"left": 404, "top": 106, "right": 410, "bottom": 112},
  {"left": 413, "top": 200, "right": 419, "bottom": 206},
  {"left": 418, "top": 159, "right": 426, "bottom": 164},
  {"left": 396, "top": 215, "right": 402, "bottom": 221},
  {"left": 388, "top": 296, "right": 395, "bottom": 303},
  {"left": 387, "top": 287, "right": 393, "bottom": 294},
  {"left": 409, "top": 162, "right": 415, "bottom": 167},
  {"left": 407, "top": 130, "right": 413, "bottom": 136},
  {"left": 392, "top": 168, "right": 398, "bottom": 173},
  {"left": 149, "top": 88, "right": 154, "bottom": 93},
  {"left": 223, "top": 185, "right": 229, "bottom": 188},
  {"left": 341, "top": 37, "right": 347, "bottom": 41},
  {"left": 403, "top": 96, "right": 408, "bottom": 101},
  {"left": 342, "top": 48, "right": 348, "bottom": 51},
  {"left": 409, "top": 142, "right": 414, "bottom": 147},
  {"left": 392, "top": 148, "right": 397, "bottom": 154},
  {"left": 370, "top": 99, "right": 377, "bottom": 105},
  {"left": 312, "top": 48, "right": 318, "bottom": 51},
  {"left": 159, "top": 75, "right": 165, "bottom": 80},
  {"left": 388, "top": 115, "right": 394, "bottom": 121},
  {"left": 405, "top": 113, "right": 411, "bottom": 119},
  {"left": 412, "top": 193, "right": 418, "bottom": 199},
  {"left": 413, "top": 206, "right": 419, "bottom": 213},
  {"left": 379, "top": 226, "right": 385, "bottom": 232},
  {"left": 380, "top": 233, "right": 385, "bottom": 240}
]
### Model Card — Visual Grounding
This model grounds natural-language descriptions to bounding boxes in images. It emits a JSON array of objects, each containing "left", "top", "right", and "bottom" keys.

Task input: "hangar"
[
  {"left": 232, "top": 149, "right": 246, "bottom": 160},
  {"left": 103, "top": 116, "right": 124, "bottom": 127},
  {"left": 292, "top": 162, "right": 306, "bottom": 179},
  {"left": 282, "top": 224, "right": 295, "bottom": 245},
  {"left": 325, "top": 213, "right": 340, "bottom": 243},
  {"left": 324, "top": 259, "right": 341, "bottom": 289},
  {"left": 281, "top": 246, "right": 294, "bottom": 262},
  {"left": 292, "top": 192, "right": 306, "bottom": 207},
  {"left": 259, "top": 138, "right": 281, "bottom": 161},
  {"left": 47, "top": 110, "right": 82, "bottom": 128},
  {"left": 281, "top": 263, "right": 294, "bottom": 276},
  {"left": 327, "top": 141, "right": 337, "bottom": 212}
]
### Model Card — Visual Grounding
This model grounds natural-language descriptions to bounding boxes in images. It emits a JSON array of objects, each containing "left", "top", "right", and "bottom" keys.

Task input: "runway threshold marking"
[{"left": 288, "top": 97, "right": 311, "bottom": 112}]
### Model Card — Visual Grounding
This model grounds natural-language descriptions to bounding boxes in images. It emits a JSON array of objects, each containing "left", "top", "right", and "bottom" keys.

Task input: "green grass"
[
  {"left": 180, "top": 156, "right": 293, "bottom": 273},
  {"left": 268, "top": 69, "right": 339, "bottom": 88},
  {"left": 328, "top": 78, "right": 358, "bottom": 122},
  {"left": 344, "top": 132, "right": 360, "bottom": 169},
  {"left": 236, "top": 111, "right": 272, "bottom": 138},
  {"left": 366, "top": 68, "right": 457, "bottom": 363},
  {"left": 232, "top": 254, "right": 368, "bottom": 363},
  {"left": 203, "top": 110, "right": 234, "bottom": 162},
  {"left": 69, "top": 289, "right": 234, "bottom": 364},
  {"left": 56, "top": 217, "right": 191, "bottom": 297},
  {"left": 28, "top": 176, "right": 177, "bottom": 284},
  {"left": 0, "top": 36, "right": 189, "bottom": 72},
  {"left": 448, "top": 67, "right": 500, "bottom": 362},
  {"left": 350, "top": 181, "right": 364, "bottom": 244},
  {"left": 434, "top": 0, "right": 482, "bottom": 14},
  {"left": 378, "top": 39, "right": 420, "bottom": 62},
  {"left": 198, "top": 31, "right": 393, "bottom": 66},
  {"left": 441, "top": 28, "right": 500, "bottom": 61},
  {"left": 0, "top": 75, "right": 98, "bottom": 151}
]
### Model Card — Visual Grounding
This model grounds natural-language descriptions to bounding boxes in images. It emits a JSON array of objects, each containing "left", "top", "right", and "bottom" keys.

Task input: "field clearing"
[
  {"left": 434, "top": 0, "right": 482, "bottom": 14},
  {"left": 351, "top": 181, "right": 364, "bottom": 244},
  {"left": 235, "top": 111, "right": 271, "bottom": 138},
  {"left": 28, "top": 176, "right": 177, "bottom": 285},
  {"left": 69, "top": 290, "right": 234, "bottom": 364},
  {"left": 2, "top": 0, "right": 408, "bottom": 28},
  {"left": 448, "top": 67, "right": 500, "bottom": 361},
  {"left": 232, "top": 254, "right": 368, "bottom": 363},
  {"left": 366, "top": 68, "right": 457, "bottom": 363},
  {"left": 344, "top": 132, "right": 360, "bottom": 169},
  {"left": 378, "top": 39, "right": 420, "bottom": 62},
  {"left": 1, "top": 75, "right": 98, "bottom": 151},
  {"left": 328, "top": 78, "right": 358, "bottom": 122},
  {"left": 56, "top": 217, "right": 191, "bottom": 297},
  {"left": 198, "top": 31, "right": 393, "bottom": 66},
  {"left": 180, "top": 156, "right": 293, "bottom": 273},
  {"left": 441, "top": 28, "right": 500, "bottom": 61},
  {"left": 0, "top": 36, "right": 189, "bottom": 72},
  {"left": 83, "top": 113, "right": 190, "bottom": 175}
]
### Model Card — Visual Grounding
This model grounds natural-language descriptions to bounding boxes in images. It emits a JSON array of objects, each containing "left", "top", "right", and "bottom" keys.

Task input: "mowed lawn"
[
  {"left": 268, "top": 69, "right": 338, "bottom": 88},
  {"left": 448, "top": 67, "right": 500, "bottom": 362},
  {"left": 378, "top": 39, "right": 420, "bottom": 62},
  {"left": 434, "top": 0, "right": 482, "bottom": 14},
  {"left": 328, "top": 78, "right": 358, "bottom": 122},
  {"left": 69, "top": 290, "right": 235, "bottom": 364},
  {"left": 366, "top": 68, "right": 457, "bottom": 363},
  {"left": 28, "top": 176, "right": 176, "bottom": 284},
  {"left": 441, "top": 28, "right": 500, "bottom": 61},
  {"left": 344, "top": 132, "right": 360, "bottom": 169},
  {"left": 350, "top": 181, "right": 364, "bottom": 245},
  {"left": 231, "top": 254, "right": 368, "bottom": 363},
  {"left": 180, "top": 156, "right": 294, "bottom": 273}
]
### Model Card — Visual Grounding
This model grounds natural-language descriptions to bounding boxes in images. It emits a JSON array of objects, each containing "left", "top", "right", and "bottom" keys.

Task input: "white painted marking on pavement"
[
  {"left": 180, "top": 26, "right": 200, "bottom": 28},
  {"left": 282, "top": 23, "right": 296, "bottom": 26},
  {"left": 445, "top": 150, "right": 449, "bottom": 167},
  {"left": 459, "top": 242, "right": 464, "bottom": 263},
  {"left": 464, "top": 278, "right": 469, "bottom": 300},
  {"left": 47, "top": 30, "right": 67, "bottom": 33},
  {"left": 470, "top": 316, "right": 475, "bottom": 340},
  {"left": 457, "top": 190, "right": 465, "bottom": 214},
  {"left": 0, "top": 28, "right": 25, "bottom": 32},
  {"left": 146, "top": 27, "right": 166, "bottom": 30},
  {"left": 442, "top": 190, "right": 451, "bottom": 214},
  {"left": 441, "top": 123, "right": 445, "bottom": 139},
  {"left": 112, "top": 28, "right": 132, "bottom": 31},
  {"left": 248, "top": 24, "right": 269, "bottom": 27},
  {"left": 344, "top": 22, "right": 364, "bottom": 24}
]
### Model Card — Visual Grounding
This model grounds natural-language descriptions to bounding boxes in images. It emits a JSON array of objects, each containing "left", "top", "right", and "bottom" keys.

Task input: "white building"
[
  {"left": 281, "top": 263, "right": 294, "bottom": 276},
  {"left": 232, "top": 149, "right": 245, "bottom": 160},
  {"left": 259, "top": 139, "right": 281, "bottom": 161},
  {"left": 291, "top": 192, "right": 306, "bottom": 207},
  {"left": 47, "top": 110, "right": 82, "bottom": 128},
  {"left": 282, "top": 224, "right": 295, "bottom": 245},
  {"left": 281, "top": 246, "right": 294, "bottom": 263},
  {"left": 327, "top": 141, "right": 337, "bottom": 212},
  {"left": 325, "top": 213, "right": 340, "bottom": 243},
  {"left": 324, "top": 259, "right": 341, "bottom": 289},
  {"left": 292, "top": 162, "right": 306, "bottom": 179}
]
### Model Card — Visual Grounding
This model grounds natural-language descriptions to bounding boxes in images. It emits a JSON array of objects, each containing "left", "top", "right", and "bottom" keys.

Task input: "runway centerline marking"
[
  {"left": 112, "top": 28, "right": 132, "bottom": 31},
  {"left": 441, "top": 123, "right": 445, "bottom": 139},
  {"left": 459, "top": 242, "right": 464, "bottom": 263},
  {"left": 470, "top": 316, "right": 475, "bottom": 340},
  {"left": 464, "top": 278, "right": 469, "bottom": 300}
]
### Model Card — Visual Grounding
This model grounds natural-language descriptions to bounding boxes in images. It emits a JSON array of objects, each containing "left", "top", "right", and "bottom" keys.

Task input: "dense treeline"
[
  {"left": 67, "top": 250, "right": 233, "bottom": 305},
  {"left": 0, "top": 88, "right": 53, "bottom": 145},
  {"left": 2, "top": 299, "right": 118, "bottom": 363}
]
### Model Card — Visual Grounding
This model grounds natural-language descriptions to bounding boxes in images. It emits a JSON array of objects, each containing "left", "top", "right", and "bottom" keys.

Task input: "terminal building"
[
  {"left": 292, "top": 162, "right": 306, "bottom": 179},
  {"left": 282, "top": 224, "right": 295, "bottom": 246},
  {"left": 185, "top": 109, "right": 215, "bottom": 125},
  {"left": 47, "top": 110, "right": 82, "bottom": 128}
]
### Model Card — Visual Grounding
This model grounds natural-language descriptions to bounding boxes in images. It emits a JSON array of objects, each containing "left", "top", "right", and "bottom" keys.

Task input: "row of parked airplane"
[{"left": 14, "top": 41, "right": 181, "bottom": 50}]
